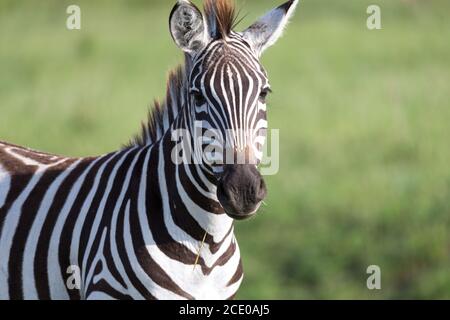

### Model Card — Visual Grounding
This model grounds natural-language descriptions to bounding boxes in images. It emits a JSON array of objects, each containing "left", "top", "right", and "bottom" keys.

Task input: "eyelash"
[{"left": 259, "top": 88, "right": 271, "bottom": 103}]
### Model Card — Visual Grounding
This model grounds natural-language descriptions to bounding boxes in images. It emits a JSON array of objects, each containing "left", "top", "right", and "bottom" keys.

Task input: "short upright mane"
[
  {"left": 127, "top": 66, "right": 185, "bottom": 147},
  {"left": 127, "top": 0, "right": 237, "bottom": 148},
  {"left": 205, "top": 0, "right": 237, "bottom": 39}
]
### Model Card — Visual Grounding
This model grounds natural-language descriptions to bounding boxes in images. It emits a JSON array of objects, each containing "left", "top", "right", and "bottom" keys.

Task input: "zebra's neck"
[{"left": 154, "top": 104, "right": 234, "bottom": 246}]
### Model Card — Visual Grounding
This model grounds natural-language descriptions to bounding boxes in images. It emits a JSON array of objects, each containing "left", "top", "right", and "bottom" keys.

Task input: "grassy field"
[{"left": 1, "top": 0, "right": 449, "bottom": 299}]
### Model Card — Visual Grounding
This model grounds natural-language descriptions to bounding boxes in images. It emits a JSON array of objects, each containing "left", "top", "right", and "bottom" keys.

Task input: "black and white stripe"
[
  {"left": 0, "top": 0, "right": 298, "bottom": 300},
  {"left": 0, "top": 141, "right": 240, "bottom": 300}
]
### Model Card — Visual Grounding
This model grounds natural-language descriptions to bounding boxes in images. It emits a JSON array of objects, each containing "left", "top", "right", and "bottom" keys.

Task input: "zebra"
[{"left": 0, "top": 0, "right": 298, "bottom": 300}]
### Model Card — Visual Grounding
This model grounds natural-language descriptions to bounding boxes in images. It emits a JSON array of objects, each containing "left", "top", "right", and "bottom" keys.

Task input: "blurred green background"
[{"left": 1, "top": 0, "right": 449, "bottom": 299}]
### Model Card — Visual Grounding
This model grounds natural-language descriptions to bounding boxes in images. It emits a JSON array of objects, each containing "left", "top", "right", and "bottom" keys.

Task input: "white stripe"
[
  {"left": 22, "top": 159, "right": 82, "bottom": 300},
  {"left": 85, "top": 291, "right": 116, "bottom": 300},
  {"left": 0, "top": 164, "right": 47, "bottom": 299},
  {"left": 84, "top": 227, "right": 110, "bottom": 295},
  {"left": 91, "top": 147, "right": 145, "bottom": 299},
  {"left": 175, "top": 168, "right": 232, "bottom": 242},
  {"left": 140, "top": 150, "right": 236, "bottom": 298},
  {"left": 69, "top": 151, "right": 120, "bottom": 297},
  {"left": 125, "top": 200, "right": 182, "bottom": 300},
  {"left": 47, "top": 157, "right": 102, "bottom": 299},
  {"left": 0, "top": 163, "right": 10, "bottom": 208},
  {"left": 80, "top": 149, "right": 135, "bottom": 289}
]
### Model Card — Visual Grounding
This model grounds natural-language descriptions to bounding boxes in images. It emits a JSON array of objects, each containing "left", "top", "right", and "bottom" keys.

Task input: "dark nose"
[{"left": 217, "top": 165, "right": 267, "bottom": 220}]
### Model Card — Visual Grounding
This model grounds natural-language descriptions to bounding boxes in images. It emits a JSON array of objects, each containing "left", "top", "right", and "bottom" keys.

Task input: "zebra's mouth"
[
  {"left": 223, "top": 205, "right": 261, "bottom": 221},
  {"left": 217, "top": 164, "right": 267, "bottom": 220}
]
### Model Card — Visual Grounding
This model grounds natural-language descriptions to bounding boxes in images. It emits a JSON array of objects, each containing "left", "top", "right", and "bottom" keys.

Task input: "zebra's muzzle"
[{"left": 217, "top": 164, "right": 267, "bottom": 220}]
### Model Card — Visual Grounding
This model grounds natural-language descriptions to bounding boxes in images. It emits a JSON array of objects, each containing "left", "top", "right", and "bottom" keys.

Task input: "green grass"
[{"left": 1, "top": 0, "right": 449, "bottom": 299}]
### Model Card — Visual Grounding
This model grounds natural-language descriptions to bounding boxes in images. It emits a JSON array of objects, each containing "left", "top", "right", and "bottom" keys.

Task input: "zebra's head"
[{"left": 169, "top": 0, "right": 298, "bottom": 219}]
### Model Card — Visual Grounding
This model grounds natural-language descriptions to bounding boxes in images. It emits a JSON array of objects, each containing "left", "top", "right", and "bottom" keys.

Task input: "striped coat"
[
  {"left": 0, "top": 136, "right": 240, "bottom": 299},
  {"left": 0, "top": 0, "right": 298, "bottom": 300}
]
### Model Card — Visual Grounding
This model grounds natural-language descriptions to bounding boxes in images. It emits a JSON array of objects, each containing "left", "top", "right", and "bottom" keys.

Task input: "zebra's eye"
[
  {"left": 193, "top": 92, "right": 207, "bottom": 106},
  {"left": 259, "top": 89, "right": 270, "bottom": 104}
]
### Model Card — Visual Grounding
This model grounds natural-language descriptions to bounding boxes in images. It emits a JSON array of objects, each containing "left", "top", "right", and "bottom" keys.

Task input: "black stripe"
[
  {"left": 114, "top": 149, "right": 157, "bottom": 300},
  {"left": 8, "top": 158, "right": 76, "bottom": 299},
  {"left": 58, "top": 152, "right": 115, "bottom": 300},
  {"left": 83, "top": 148, "right": 140, "bottom": 292},
  {"left": 130, "top": 143, "right": 194, "bottom": 299},
  {"left": 0, "top": 148, "right": 38, "bottom": 234},
  {"left": 34, "top": 159, "right": 92, "bottom": 299},
  {"left": 77, "top": 150, "right": 129, "bottom": 271}
]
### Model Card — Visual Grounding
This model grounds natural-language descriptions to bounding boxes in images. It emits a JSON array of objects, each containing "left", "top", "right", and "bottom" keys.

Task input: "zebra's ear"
[
  {"left": 169, "top": 0, "right": 208, "bottom": 56},
  {"left": 242, "top": 0, "right": 299, "bottom": 56}
]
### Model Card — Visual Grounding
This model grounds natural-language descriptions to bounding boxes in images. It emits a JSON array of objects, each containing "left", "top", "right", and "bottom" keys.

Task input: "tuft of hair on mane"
[
  {"left": 204, "top": 0, "right": 237, "bottom": 39},
  {"left": 126, "top": 66, "right": 185, "bottom": 148}
]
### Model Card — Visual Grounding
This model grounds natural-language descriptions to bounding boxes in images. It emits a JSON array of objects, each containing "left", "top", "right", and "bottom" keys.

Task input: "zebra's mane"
[
  {"left": 127, "top": 0, "right": 238, "bottom": 148},
  {"left": 127, "top": 65, "right": 186, "bottom": 147},
  {"left": 205, "top": 0, "right": 238, "bottom": 39}
]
